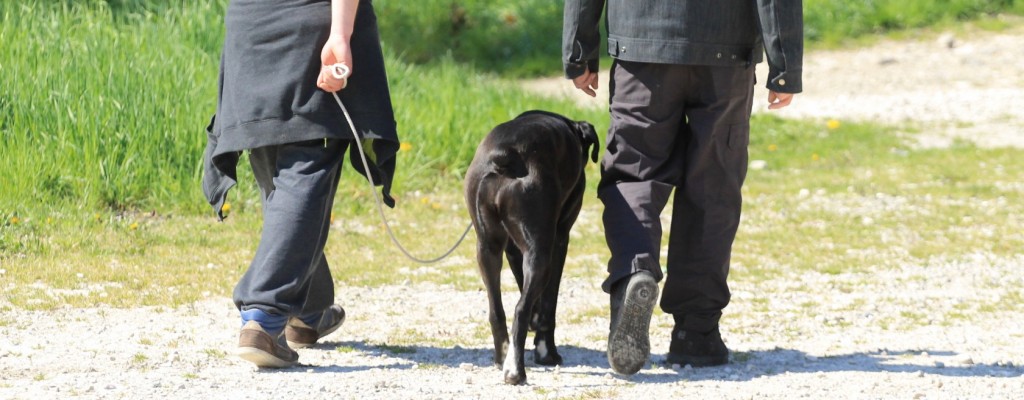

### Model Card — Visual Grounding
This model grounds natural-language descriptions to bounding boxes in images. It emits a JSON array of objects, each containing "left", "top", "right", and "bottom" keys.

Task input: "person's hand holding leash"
[{"left": 317, "top": 33, "right": 352, "bottom": 92}]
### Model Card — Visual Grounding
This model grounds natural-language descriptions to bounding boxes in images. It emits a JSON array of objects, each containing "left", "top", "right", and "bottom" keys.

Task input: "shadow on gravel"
[
  {"left": 258, "top": 340, "right": 1024, "bottom": 382},
  {"left": 282, "top": 340, "right": 611, "bottom": 371},
  {"left": 626, "top": 348, "right": 1024, "bottom": 384}
]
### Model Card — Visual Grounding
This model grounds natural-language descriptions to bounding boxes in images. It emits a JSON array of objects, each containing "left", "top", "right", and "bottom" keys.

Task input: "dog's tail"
[
  {"left": 517, "top": 110, "right": 600, "bottom": 164},
  {"left": 487, "top": 148, "right": 528, "bottom": 179},
  {"left": 574, "top": 121, "right": 600, "bottom": 163}
]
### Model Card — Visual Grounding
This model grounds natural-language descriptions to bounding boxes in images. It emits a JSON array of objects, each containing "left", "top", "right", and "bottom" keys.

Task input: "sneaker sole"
[
  {"left": 286, "top": 340, "right": 314, "bottom": 349},
  {"left": 234, "top": 346, "right": 298, "bottom": 368},
  {"left": 607, "top": 274, "right": 659, "bottom": 375}
]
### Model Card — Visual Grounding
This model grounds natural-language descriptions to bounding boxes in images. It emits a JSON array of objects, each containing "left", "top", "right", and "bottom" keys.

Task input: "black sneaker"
[
  {"left": 666, "top": 326, "right": 729, "bottom": 367},
  {"left": 285, "top": 304, "right": 346, "bottom": 348},
  {"left": 607, "top": 271, "right": 659, "bottom": 375}
]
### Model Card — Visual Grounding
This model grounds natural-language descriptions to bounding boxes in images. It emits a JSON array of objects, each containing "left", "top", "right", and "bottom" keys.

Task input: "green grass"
[
  {"left": 375, "top": 0, "right": 566, "bottom": 78},
  {"left": 373, "top": 342, "right": 418, "bottom": 354},
  {"left": 383, "top": 0, "right": 1024, "bottom": 72},
  {"left": 2, "top": 0, "right": 1024, "bottom": 337},
  {"left": 805, "top": 0, "right": 1024, "bottom": 46},
  {"left": 335, "top": 345, "right": 357, "bottom": 353},
  {"left": 3, "top": 116, "right": 1022, "bottom": 341},
  {"left": 0, "top": 0, "right": 606, "bottom": 217},
  {"left": 4, "top": 0, "right": 1024, "bottom": 217},
  {"left": 737, "top": 115, "right": 1024, "bottom": 279},
  {"left": 0, "top": 0, "right": 223, "bottom": 213}
]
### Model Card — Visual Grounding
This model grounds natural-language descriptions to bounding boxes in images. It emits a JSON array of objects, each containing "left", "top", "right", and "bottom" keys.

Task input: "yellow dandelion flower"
[
  {"left": 502, "top": 12, "right": 519, "bottom": 26},
  {"left": 812, "top": 153, "right": 820, "bottom": 161},
  {"left": 420, "top": 197, "right": 430, "bottom": 205},
  {"left": 9, "top": 216, "right": 19, "bottom": 225},
  {"left": 221, "top": 202, "right": 232, "bottom": 214},
  {"left": 431, "top": 203, "right": 442, "bottom": 210},
  {"left": 399, "top": 142, "right": 413, "bottom": 152},
  {"left": 46, "top": 217, "right": 53, "bottom": 224},
  {"left": 826, "top": 119, "right": 841, "bottom": 130},
  {"left": 768, "top": 144, "right": 778, "bottom": 152},
  {"left": 129, "top": 222, "right": 139, "bottom": 230},
  {"left": 93, "top": 213, "right": 101, "bottom": 222}
]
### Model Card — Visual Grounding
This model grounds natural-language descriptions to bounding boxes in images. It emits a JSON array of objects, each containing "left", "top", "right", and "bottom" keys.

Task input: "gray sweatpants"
[
  {"left": 599, "top": 60, "right": 755, "bottom": 333},
  {"left": 233, "top": 139, "right": 350, "bottom": 318}
]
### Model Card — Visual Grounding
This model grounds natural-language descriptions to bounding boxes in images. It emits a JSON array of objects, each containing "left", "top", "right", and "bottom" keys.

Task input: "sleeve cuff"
[
  {"left": 565, "top": 62, "right": 587, "bottom": 80},
  {"left": 564, "top": 59, "right": 599, "bottom": 80},
  {"left": 766, "top": 68, "right": 802, "bottom": 94}
]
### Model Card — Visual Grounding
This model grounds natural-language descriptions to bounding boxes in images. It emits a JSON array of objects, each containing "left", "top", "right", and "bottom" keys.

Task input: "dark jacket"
[
  {"left": 203, "top": 0, "right": 399, "bottom": 219},
  {"left": 563, "top": 0, "right": 803, "bottom": 93}
]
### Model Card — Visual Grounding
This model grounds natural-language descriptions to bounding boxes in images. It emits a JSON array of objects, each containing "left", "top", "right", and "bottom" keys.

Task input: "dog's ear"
[{"left": 574, "top": 121, "right": 600, "bottom": 163}]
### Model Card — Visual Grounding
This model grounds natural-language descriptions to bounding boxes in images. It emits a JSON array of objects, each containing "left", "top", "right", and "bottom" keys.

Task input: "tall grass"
[
  {"left": 0, "top": 0, "right": 224, "bottom": 214},
  {"left": 375, "top": 0, "right": 566, "bottom": 77},
  {"left": 0, "top": 0, "right": 604, "bottom": 218},
  {"left": 805, "top": 0, "right": 1024, "bottom": 44},
  {"left": 376, "top": 0, "right": 1024, "bottom": 73},
  {"left": 2, "top": 0, "right": 1022, "bottom": 219}
]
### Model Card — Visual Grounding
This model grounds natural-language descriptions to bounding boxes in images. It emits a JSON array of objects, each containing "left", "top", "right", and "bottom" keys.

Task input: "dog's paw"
[
  {"left": 493, "top": 340, "right": 508, "bottom": 366},
  {"left": 534, "top": 348, "right": 563, "bottom": 366},
  {"left": 533, "top": 331, "right": 563, "bottom": 366},
  {"left": 502, "top": 342, "right": 526, "bottom": 385},
  {"left": 503, "top": 368, "right": 527, "bottom": 385}
]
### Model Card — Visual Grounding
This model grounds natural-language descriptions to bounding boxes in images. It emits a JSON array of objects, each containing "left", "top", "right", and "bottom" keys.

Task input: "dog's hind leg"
[
  {"left": 503, "top": 198, "right": 558, "bottom": 384},
  {"left": 503, "top": 244, "right": 551, "bottom": 385},
  {"left": 531, "top": 234, "right": 566, "bottom": 366},
  {"left": 475, "top": 234, "right": 510, "bottom": 368},
  {"left": 505, "top": 244, "right": 525, "bottom": 293},
  {"left": 507, "top": 244, "right": 543, "bottom": 337},
  {"left": 532, "top": 191, "right": 582, "bottom": 367}
]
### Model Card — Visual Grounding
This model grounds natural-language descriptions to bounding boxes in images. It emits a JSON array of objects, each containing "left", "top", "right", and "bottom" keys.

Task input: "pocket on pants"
[{"left": 726, "top": 123, "right": 750, "bottom": 150}]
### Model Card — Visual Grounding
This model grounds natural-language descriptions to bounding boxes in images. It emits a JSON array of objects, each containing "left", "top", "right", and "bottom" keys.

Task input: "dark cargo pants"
[
  {"left": 599, "top": 60, "right": 755, "bottom": 333},
  {"left": 233, "top": 139, "right": 350, "bottom": 318}
]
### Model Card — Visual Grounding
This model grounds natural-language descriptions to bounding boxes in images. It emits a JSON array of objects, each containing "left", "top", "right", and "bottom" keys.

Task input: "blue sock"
[
  {"left": 240, "top": 308, "right": 287, "bottom": 335},
  {"left": 298, "top": 310, "right": 323, "bottom": 327}
]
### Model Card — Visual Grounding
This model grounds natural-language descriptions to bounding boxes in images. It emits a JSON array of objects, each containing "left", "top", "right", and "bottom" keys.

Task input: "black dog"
[{"left": 464, "top": 110, "right": 599, "bottom": 384}]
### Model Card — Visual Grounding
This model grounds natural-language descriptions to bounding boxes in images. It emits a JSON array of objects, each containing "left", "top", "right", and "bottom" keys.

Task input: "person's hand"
[
  {"left": 317, "top": 33, "right": 353, "bottom": 92},
  {"left": 572, "top": 69, "right": 599, "bottom": 98},
  {"left": 767, "top": 91, "right": 795, "bottom": 110}
]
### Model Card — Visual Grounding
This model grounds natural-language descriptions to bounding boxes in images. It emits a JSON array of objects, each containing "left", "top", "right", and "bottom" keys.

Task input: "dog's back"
[{"left": 465, "top": 111, "right": 598, "bottom": 228}]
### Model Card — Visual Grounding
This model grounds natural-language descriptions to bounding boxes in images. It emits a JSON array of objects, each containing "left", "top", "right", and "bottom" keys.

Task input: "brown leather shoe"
[
  {"left": 235, "top": 321, "right": 298, "bottom": 368},
  {"left": 285, "top": 304, "right": 346, "bottom": 348}
]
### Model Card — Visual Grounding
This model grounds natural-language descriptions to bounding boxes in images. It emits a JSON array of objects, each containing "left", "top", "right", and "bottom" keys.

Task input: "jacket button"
[
  {"left": 778, "top": 79, "right": 787, "bottom": 86},
  {"left": 716, "top": 53, "right": 722, "bottom": 58}
]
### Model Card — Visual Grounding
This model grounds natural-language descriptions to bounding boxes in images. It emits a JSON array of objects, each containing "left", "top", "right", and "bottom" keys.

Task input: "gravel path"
[
  {"left": 3, "top": 26, "right": 1024, "bottom": 399},
  {"left": 3, "top": 264, "right": 1024, "bottom": 399}
]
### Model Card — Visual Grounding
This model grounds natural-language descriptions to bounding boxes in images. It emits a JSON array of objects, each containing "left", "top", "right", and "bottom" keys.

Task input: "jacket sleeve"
[
  {"left": 563, "top": 0, "right": 605, "bottom": 79},
  {"left": 755, "top": 0, "right": 803, "bottom": 93}
]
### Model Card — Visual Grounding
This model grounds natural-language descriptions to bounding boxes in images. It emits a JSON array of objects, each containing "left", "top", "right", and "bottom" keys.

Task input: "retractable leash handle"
[{"left": 327, "top": 64, "right": 472, "bottom": 264}]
